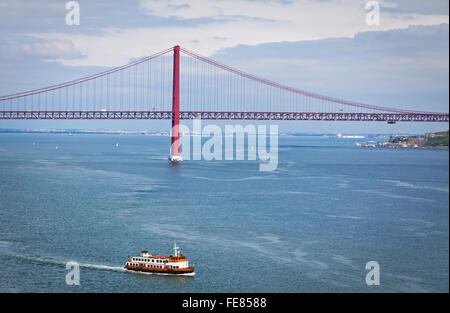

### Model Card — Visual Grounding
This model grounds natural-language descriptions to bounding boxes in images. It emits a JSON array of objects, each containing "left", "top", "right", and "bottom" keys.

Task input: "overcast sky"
[{"left": 0, "top": 0, "right": 448, "bottom": 133}]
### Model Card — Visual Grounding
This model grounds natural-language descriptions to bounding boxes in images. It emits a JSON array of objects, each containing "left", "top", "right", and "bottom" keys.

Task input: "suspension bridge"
[{"left": 0, "top": 45, "right": 448, "bottom": 160}]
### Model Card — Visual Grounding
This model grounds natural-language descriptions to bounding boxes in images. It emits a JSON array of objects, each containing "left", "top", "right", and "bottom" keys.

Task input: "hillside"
[{"left": 425, "top": 131, "right": 449, "bottom": 147}]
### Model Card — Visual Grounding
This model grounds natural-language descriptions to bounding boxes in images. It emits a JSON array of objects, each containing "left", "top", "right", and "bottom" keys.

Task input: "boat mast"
[{"left": 174, "top": 242, "right": 180, "bottom": 256}]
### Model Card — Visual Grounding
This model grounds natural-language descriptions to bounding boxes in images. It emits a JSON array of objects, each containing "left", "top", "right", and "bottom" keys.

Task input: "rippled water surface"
[{"left": 0, "top": 133, "right": 448, "bottom": 292}]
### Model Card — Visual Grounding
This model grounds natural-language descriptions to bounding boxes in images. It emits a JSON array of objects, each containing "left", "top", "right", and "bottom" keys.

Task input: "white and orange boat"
[{"left": 124, "top": 243, "right": 195, "bottom": 275}]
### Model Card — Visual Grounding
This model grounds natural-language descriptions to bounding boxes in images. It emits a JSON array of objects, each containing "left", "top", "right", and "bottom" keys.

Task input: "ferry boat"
[{"left": 124, "top": 243, "right": 194, "bottom": 275}]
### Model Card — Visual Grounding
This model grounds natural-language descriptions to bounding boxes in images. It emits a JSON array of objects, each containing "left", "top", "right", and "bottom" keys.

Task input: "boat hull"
[{"left": 125, "top": 266, "right": 195, "bottom": 276}]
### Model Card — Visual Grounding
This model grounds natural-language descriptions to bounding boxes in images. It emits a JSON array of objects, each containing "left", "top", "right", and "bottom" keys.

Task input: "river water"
[{"left": 0, "top": 133, "right": 448, "bottom": 292}]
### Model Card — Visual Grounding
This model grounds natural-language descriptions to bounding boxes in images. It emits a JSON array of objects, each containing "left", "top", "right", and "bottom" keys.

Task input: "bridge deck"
[{"left": 0, "top": 111, "right": 448, "bottom": 122}]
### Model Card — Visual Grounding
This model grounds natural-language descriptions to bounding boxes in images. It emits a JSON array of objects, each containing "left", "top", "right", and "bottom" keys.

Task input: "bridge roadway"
[{"left": 0, "top": 110, "right": 448, "bottom": 123}]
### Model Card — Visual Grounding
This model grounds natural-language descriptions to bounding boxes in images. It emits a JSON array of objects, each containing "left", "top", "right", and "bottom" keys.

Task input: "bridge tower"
[{"left": 169, "top": 45, "right": 182, "bottom": 162}]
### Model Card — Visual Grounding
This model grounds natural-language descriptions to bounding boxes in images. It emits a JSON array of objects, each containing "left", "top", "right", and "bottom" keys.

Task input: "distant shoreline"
[
  {"left": 354, "top": 130, "right": 449, "bottom": 150},
  {"left": 0, "top": 128, "right": 428, "bottom": 138},
  {"left": 0, "top": 129, "right": 170, "bottom": 136}
]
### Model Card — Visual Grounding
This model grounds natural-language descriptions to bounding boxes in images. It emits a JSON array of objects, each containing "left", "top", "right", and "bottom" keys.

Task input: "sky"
[{"left": 0, "top": 0, "right": 448, "bottom": 134}]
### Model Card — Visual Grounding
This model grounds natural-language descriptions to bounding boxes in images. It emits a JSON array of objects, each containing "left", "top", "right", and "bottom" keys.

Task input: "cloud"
[
  {"left": 21, "top": 0, "right": 446, "bottom": 67},
  {"left": 139, "top": 0, "right": 282, "bottom": 21},
  {"left": 381, "top": 0, "right": 449, "bottom": 15},
  {"left": 21, "top": 39, "right": 84, "bottom": 60},
  {"left": 0, "top": 36, "right": 84, "bottom": 61},
  {"left": 0, "top": 0, "right": 447, "bottom": 67},
  {"left": 212, "top": 23, "right": 449, "bottom": 113}
]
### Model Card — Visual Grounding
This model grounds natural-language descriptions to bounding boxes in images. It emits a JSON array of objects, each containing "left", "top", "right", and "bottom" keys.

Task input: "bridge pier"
[{"left": 169, "top": 45, "right": 182, "bottom": 162}]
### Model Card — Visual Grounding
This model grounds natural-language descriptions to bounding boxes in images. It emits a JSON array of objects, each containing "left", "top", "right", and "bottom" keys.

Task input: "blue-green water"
[{"left": 0, "top": 133, "right": 448, "bottom": 292}]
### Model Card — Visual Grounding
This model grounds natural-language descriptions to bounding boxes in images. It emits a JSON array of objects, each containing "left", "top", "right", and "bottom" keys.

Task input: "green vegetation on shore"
[
  {"left": 426, "top": 131, "right": 449, "bottom": 147},
  {"left": 386, "top": 130, "right": 448, "bottom": 149}
]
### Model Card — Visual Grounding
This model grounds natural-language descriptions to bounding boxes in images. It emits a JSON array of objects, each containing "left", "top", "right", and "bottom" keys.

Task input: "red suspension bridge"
[{"left": 0, "top": 45, "right": 448, "bottom": 159}]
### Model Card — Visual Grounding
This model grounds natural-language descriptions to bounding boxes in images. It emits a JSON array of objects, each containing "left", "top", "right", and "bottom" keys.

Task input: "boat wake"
[
  {"left": 6, "top": 253, "right": 195, "bottom": 276},
  {"left": 7, "top": 253, "right": 125, "bottom": 273},
  {"left": 77, "top": 262, "right": 125, "bottom": 272}
]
